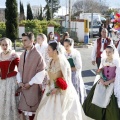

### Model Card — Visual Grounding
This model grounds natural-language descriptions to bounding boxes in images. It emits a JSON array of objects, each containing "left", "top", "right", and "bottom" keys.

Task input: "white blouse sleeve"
[
  {"left": 99, "top": 59, "right": 104, "bottom": 69},
  {"left": 117, "top": 42, "right": 120, "bottom": 56},
  {"left": 74, "top": 50, "right": 82, "bottom": 70},
  {"left": 110, "top": 39, "right": 114, "bottom": 45},
  {"left": 29, "top": 70, "right": 45, "bottom": 85},
  {"left": 16, "top": 72, "right": 22, "bottom": 83},
  {"left": 91, "top": 40, "right": 97, "bottom": 61}
]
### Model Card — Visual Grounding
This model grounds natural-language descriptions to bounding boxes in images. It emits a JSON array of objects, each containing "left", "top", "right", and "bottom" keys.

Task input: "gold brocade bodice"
[{"left": 47, "top": 60, "right": 63, "bottom": 82}]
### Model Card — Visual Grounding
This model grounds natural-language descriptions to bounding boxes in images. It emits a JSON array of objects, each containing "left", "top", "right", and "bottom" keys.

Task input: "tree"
[
  {"left": 36, "top": 6, "right": 43, "bottom": 20},
  {"left": 27, "top": 3, "right": 33, "bottom": 20},
  {"left": 39, "top": 6, "right": 43, "bottom": 20},
  {"left": 5, "top": 0, "right": 18, "bottom": 40},
  {"left": 46, "top": 4, "right": 51, "bottom": 21},
  {"left": 72, "top": 0, "right": 108, "bottom": 15},
  {"left": 20, "top": 1, "right": 25, "bottom": 21},
  {"left": 44, "top": 0, "right": 61, "bottom": 18}
]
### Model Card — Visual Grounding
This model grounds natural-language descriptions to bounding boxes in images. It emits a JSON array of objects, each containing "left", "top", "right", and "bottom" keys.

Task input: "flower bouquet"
[
  {"left": 96, "top": 68, "right": 107, "bottom": 82},
  {"left": 96, "top": 68, "right": 108, "bottom": 88},
  {"left": 46, "top": 77, "right": 67, "bottom": 96}
]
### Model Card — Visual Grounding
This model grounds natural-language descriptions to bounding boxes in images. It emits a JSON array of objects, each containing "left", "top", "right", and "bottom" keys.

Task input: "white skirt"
[
  {"left": 0, "top": 76, "right": 20, "bottom": 120},
  {"left": 34, "top": 84, "right": 93, "bottom": 120},
  {"left": 92, "top": 82, "right": 114, "bottom": 108}
]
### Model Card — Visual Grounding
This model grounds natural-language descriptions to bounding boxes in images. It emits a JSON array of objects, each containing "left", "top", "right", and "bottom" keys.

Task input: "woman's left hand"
[
  {"left": 104, "top": 81, "right": 111, "bottom": 86},
  {"left": 51, "top": 88, "right": 58, "bottom": 95},
  {"left": 71, "top": 67, "right": 77, "bottom": 71}
]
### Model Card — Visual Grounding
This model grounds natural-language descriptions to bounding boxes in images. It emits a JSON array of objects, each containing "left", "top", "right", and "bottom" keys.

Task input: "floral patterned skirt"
[
  {"left": 0, "top": 76, "right": 20, "bottom": 120},
  {"left": 71, "top": 71, "right": 81, "bottom": 102}
]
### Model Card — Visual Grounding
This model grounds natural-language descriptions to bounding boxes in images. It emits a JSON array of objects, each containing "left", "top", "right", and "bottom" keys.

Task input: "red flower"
[
  {"left": 116, "top": 13, "right": 120, "bottom": 18},
  {"left": 56, "top": 78, "right": 67, "bottom": 90},
  {"left": 114, "top": 19, "right": 118, "bottom": 23}
]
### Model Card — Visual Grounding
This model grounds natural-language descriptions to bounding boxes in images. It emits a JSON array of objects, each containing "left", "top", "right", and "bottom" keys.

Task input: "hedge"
[
  {"left": 19, "top": 19, "right": 61, "bottom": 36},
  {"left": 0, "top": 19, "right": 61, "bottom": 38}
]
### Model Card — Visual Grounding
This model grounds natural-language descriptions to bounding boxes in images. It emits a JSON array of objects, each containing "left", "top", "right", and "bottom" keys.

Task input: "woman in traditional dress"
[
  {"left": 35, "top": 33, "right": 50, "bottom": 91},
  {"left": 35, "top": 33, "right": 49, "bottom": 65},
  {"left": 83, "top": 45, "right": 120, "bottom": 120},
  {"left": 0, "top": 37, "right": 20, "bottom": 120},
  {"left": 63, "top": 38, "right": 86, "bottom": 103},
  {"left": 61, "top": 32, "right": 69, "bottom": 45},
  {"left": 47, "top": 32, "right": 57, "bottom": 44},
  {"left": 34, "top": 42, "right": 92, "bottom": 120}
]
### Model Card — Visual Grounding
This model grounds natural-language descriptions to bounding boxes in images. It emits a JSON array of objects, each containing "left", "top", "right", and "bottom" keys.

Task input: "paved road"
[{"left": 76, "top": 47, "right": 97, "bottom": 92}]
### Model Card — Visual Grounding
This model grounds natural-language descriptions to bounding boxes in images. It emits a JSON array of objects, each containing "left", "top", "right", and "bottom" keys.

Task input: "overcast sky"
[{"left": 0, "top": 0, "right": 120, "bottom": 15}]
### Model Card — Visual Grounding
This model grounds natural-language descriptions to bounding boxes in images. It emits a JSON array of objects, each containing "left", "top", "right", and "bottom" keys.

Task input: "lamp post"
[{"left": 68, "top": 0, "right": 71, "bottom": 35}]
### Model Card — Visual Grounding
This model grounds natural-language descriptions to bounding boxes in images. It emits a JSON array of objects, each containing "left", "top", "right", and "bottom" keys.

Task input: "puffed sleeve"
[
  {"left": 91, "top": 40, "right": 97, "bottom": 61},
  {"left": 73, "top": 50, "right": 82, "bottom": 70},
  {"left": 99, "top": 58, "right": 104, "bottom": 69},
  {"left": 13, "top": 57, "right": 20, "bottom": 67}
]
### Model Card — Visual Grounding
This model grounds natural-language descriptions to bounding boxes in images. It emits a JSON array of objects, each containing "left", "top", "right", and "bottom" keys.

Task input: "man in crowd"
[
  {"left": 91, "top": 28, "right": 113, "bottom": 68},
  {"left": 16, "top": 32, "right": 46, "bottom": 120}
]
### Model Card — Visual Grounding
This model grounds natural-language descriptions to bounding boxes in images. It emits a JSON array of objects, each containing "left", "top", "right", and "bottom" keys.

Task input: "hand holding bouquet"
[
  {"left": 46, "top": 77, "right": 67, "bottom": 96},
  {"left": 97, "top": 68, "right": 109, "bottom": 88},
  {"left": 96, "top": 68, "right": 107, "bottom": 82}
]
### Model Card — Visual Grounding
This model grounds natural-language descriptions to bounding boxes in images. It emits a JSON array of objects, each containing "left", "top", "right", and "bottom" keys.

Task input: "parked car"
[{"left": 89, "top": 25, "right": 100, "bottom": 37}]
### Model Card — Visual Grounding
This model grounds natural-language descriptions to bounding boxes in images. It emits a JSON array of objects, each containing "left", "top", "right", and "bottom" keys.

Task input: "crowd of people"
[{"left": 0, "top": 28, "right": 120, "bottom": 120}]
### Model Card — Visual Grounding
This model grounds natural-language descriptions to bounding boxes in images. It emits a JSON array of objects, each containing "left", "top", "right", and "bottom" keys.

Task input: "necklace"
[
  {"left": 49, "top": 58, "right": 58, "bottom": 69},
  {"left": 3, "top": 51, "right": 10, "bottom": 55},
  {"left": 106, "top": 58, "right": 113, "bottom": 63},
  {"left": 1, "top": 51, "right": 11, "bottom": 61}
]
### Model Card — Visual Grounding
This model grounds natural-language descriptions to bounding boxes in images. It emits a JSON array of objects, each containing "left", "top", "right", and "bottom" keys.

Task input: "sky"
[
  {"left": 0, "top": 0, "right": 120, "bottom": 15},
  {"left": 0, "top": 0, "right": 69, "bottom": 15}
]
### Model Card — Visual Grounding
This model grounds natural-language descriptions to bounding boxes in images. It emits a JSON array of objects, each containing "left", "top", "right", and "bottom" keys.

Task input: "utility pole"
[
  {"left": 66, "top": 0, "right": 68, "bottom": 15},
  {"left": 91, "top": 12, "right": 93, "bottom": 38},
  {"left": 82, "top": 0, "right": 85, "bottom": 19},
  {"left": 51, "top": 0, "right": 53, "bottom": 19},
  {"left": 68, "top": 0, "right": 71, "bottom": 35}
]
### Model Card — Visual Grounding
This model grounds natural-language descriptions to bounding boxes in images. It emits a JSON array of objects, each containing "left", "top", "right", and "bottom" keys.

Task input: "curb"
[{"left": 74, "top": 43, "right": 93, "bottom": 48}]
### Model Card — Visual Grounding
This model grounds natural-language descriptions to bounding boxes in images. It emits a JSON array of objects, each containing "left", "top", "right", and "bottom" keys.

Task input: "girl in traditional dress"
[
  {"left": 83, "top": 45, "right": 120, "bottom": 120},
  {"left": 35, "top": 33, "right": 49, "bottom": 65},
  {"left": 47, "top": 32, "right": 57, "bottom": 44},
  {"left": 63, "top": 38, "right": 86, "bottom": 103},
  {"left": 0, "top": 38, "right": 20, "bottom": 120},
  {"left": 34, "top": 42, "right": 92, "bottom": 120}
]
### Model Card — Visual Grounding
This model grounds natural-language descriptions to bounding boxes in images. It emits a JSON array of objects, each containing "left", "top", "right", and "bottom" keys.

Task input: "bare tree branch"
[{"left": 72, "top": 0, "right": 109, "bottom": 15}]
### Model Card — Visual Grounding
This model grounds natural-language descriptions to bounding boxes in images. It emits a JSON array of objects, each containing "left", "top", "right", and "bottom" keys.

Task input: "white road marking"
[
  {"left": 91, "top": 69, "right": 96, "bottom": 75},
  {"left": 85, "top": 85, "right": 92, "bottom": 90}
]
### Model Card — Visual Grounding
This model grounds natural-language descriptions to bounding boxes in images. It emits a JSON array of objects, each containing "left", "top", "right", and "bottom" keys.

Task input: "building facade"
[{"left": 0, "top": 8, "right": 5, "bottom": 22}]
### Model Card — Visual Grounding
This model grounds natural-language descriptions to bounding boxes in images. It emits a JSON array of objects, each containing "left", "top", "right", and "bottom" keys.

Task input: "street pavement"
[
  {"left": 77, "top": 47, "right": 97, "bottom": 93},
  {"left": 16, "top": 46, "right": 97, "bottom": 93}
]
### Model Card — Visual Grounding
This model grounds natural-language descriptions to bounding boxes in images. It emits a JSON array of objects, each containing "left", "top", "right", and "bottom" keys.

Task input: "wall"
[
  {"left": 47, "top": 26, "right": 54, "bottom": 35},
  {"left": 0, "top": 8, "right": 5, "bottom": 22},
  {"left": 19, "top": 26, "right": 25, "bottom": 38},
  {"left": 62, "top": 15, "right": 85, "bottom": 42}
]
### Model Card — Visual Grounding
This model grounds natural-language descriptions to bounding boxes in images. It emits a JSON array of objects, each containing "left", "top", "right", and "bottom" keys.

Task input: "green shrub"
[
  {"left": 0, "top": 22, "right": 6, "bottom": 37},
  {"left": 0, "top": 20, "right": 61, "bottom": 39},
  {"left": 19, "top": 19, "right": 60, "bottom": 36}
]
